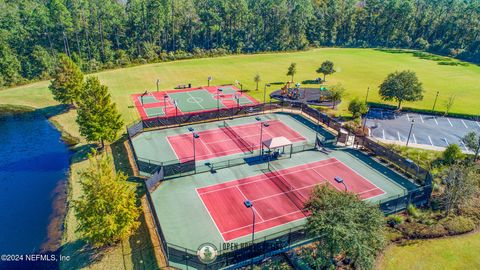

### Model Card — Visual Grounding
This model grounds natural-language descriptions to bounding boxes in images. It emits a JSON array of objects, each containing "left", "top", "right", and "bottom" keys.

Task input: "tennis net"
[
  {"left": 223, "top": 121, "right": 254, "bottom": 153},
  {"left": 267, "top": 163, "right": 308, "bottom": 214}
]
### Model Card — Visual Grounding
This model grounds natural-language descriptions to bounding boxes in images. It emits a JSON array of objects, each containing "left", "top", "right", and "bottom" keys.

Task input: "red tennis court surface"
[
  {"left": 167, "top": 120, "right": 306, "bottom": 162},
  {"left": 132, "top": 85, "right": 259, "bottom": 120},
  {"left": 197, "top": 158, "right": 385, "bottom": 241}
]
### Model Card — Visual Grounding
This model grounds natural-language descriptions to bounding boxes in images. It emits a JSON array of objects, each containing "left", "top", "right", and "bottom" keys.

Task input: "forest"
[{"left": 0, "top": 0, "right": 479, "bottom": 88}]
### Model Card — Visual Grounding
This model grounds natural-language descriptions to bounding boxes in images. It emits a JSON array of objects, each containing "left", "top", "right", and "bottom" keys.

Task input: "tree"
[
  {"left": 253, "top": 73, "right": 261, "bottom": 91},
  {"left": 462, "top": 131, "right": 480, "bottom": 161},
  {"left": 74, "top": 151, "right": 140, "bottom": 247},
  {"left": 328, "top": 83, "right": 346, "bottom": 109},
  {"left": 442, "top": 144, "right": 464, "bottom": 165},
  {"left": 348, "top": 98, "right": 369, "bottom": 118},
  {"left": 49, "top": 54, "right": 84, "bottom": 105},
  {"left": 0, "top": 40, "right": 21, "bottom": 86},
  {"left": 316, "top": 60, "right": 335, "bottom": 81},
  {"left": 379, "top": 71, "right": 424, "bottom": 109},
  {"left": 286, "top": 63, "right": 297, "bottom": 82},
  {"left": 444, "top": 94, "right": 456, "bottom": 116},
  {"left": 76, "top": 77, "right": 123, "bottom": 148},
  {"left": 441, "top": 163, "right": 480, "bottom": 216},
  {"left": 305, "top": 185, "right": 385, "bottom": 269}
]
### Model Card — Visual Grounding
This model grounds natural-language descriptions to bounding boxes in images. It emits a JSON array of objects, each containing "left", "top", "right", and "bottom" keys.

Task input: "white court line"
[
  {"left": 447, "top": 118, "right": 453, "bottom": 127},
  {"left": 186, "top": 91, "right": 206, "bottom": 109},
  {"left": 406, "top": 114, "right": 410, "bottom": 121},
  {"left": 412, "top": 133, "right": 417, "bottom": 144},
  {"left": 476, "top": 122, "right": 480, "bottom": 128},
  {"left": 382, "top": 129, "right": 386, "bottom": 140},
  {"left": 419, "top": 115, "right": 424, "bottom": 123},
  {"left": 197, "top": 159, "right": 340, "bottom": 195},
  {"left": 434, "top": 117, "right": 439, "bottom": 125},
  {"left": 235, "top": 186, "right": 265, "bottom": 222},
  {"left": 461, "top": 119, "right": 468, "bottom": 129},
  {"left": 443, "top": 138, "right": 449, "bottom": 145},
  {"left": 428, "top": 136, "right": 434, "bottom": 146},
  {"left": 397, "top": 131, "right": 402, "bottom": 142},
  {"left": 196, "top": 191, "right": 226, "bottom": 242}
]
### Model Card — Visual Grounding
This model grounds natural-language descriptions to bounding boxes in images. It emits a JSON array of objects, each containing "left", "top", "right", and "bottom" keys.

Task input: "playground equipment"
[{"left": 280, "top": 82, "right": 302, "bottom": 100}]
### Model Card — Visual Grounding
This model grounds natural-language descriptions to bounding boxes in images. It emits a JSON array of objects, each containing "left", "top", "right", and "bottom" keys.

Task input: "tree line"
[{"left": 1, "top": 0, "right": 480, "bottom": 88}]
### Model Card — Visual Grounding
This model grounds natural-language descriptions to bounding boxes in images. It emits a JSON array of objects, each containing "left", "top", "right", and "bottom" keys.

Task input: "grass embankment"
[
  {"left": 379, "top": 231, "right": 480, "bottom": 270},
  {"left": 1, "top": 48, "right": 479, "bottom": 269}
]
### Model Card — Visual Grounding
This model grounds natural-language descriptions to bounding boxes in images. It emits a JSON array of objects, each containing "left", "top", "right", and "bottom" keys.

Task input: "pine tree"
[
  {"left": 74, "top": 151, "right": 140, "bottom": 247},
  {"left": 49, "top": 54, "right": 84, "bottom": 105},
  {"left": 76, "top": 77, "right": 123, "bottom": 148}
]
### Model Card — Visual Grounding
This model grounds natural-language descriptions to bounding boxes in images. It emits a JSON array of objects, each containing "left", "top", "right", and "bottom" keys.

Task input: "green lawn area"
[
  {"left": 1, "top": 48, "right": 480, "bottom": 124},
  {"left": 379, "top": 232, "right": 480, "bottom": 270}
]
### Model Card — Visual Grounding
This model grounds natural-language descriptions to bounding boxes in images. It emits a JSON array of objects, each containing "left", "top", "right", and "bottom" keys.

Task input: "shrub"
[
  {"left": 407, "top": 204, "right": 420, "bottom": 218},
  {"left": 441, "top": 216, "right": 476, "bottom": 235},
  {"left": 387, "top": 214, "right": 404, "bottom": 227},
  {"left": 442, "top": 144, "right": 464, "bottom": 164}
]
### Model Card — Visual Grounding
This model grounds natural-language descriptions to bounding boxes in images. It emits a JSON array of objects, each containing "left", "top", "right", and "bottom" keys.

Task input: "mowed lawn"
[
  {"left": 1, "top": 48, "right": 480, "bottom": 124},
  {"left": 379, "top": 232, "right": 480, "bottom": 270}
]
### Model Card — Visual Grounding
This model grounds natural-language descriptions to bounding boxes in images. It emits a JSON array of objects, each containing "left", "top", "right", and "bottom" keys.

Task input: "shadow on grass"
[
  {"left": 37, "top": 104, "right": 72, "bottom": 118},
  {"left": 70, "top": 144, "right": 96, "bottom": 164},
  {"left": 111, "top": 134, "right": 135, "bottom": 176},
  {"left": 127, "top": 211, "right": 159, "bottom": 270},
  {"left": 60, "top": 239, "right": 106, "bottom": 269},
  {"left": 301, "top": 79, "right": 321, "bottom": 85},
  {"left": 269, "top": 81, "right": 285, "bottom": 85}
]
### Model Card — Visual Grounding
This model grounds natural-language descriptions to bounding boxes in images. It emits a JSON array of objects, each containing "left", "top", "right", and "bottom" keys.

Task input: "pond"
[{"left": 0, "top": 111, "right": 71, "bottom": 255}]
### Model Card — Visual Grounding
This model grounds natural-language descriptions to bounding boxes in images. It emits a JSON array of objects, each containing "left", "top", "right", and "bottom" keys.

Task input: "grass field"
[
  {"left": 379, "top": 232, "right": 480, "bottom": 270},
  {"left": 1, "top": 48, "right": 480, "bottom": 125}
]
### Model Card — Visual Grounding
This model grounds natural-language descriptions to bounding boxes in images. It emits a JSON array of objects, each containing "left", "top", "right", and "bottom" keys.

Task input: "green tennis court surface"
[{"left": 135, "top": 112, "right": 419, "bottom": 254}]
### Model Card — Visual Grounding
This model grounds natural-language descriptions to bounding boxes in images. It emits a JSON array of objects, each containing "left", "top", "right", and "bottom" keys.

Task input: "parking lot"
[{"left": 365, "top": 109, "right": 480, "bottom": 152}]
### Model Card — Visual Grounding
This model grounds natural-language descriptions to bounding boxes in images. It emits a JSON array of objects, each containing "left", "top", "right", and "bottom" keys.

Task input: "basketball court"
[{"left": 132, "top": 85, "right": 258, "bottom": 120}]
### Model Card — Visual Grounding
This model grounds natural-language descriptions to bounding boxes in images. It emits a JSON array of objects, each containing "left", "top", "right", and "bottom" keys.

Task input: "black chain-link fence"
[{"left": 137, "top": 101, "right": 433, "bottom": 269}]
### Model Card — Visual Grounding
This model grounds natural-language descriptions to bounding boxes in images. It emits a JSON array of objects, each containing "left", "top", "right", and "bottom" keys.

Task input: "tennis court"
[
  {"left": 197, "top": 158, "right": 384, "bottom": 241},
  {"left": 167, "top": 120, "right": 306, "bottom": 162},
  {"left": 132, "top": 85, "right": 258, "bottom": 120}
]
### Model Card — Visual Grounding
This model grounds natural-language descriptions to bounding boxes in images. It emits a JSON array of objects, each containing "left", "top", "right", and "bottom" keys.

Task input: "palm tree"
[{"left": 254, "top": 73, "right": 261, "bottom": 91}]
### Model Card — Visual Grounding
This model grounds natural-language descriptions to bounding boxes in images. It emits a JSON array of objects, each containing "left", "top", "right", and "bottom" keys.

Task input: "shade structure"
[{"left": 262, "top": 136, "right": 292, "bottom": 149}]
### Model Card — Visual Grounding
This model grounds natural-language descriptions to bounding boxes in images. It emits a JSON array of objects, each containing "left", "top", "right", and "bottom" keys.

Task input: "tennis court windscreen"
[
  {"left": 223, "top": 121, "right": 254, "bottom": 153},
  {"left": 267, "top": 163, "right": 308, "bottom": 214}
]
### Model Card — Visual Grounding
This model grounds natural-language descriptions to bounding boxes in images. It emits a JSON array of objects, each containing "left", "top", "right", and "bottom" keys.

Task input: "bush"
[
  {"left": 387, "top": 214, "right": 405, "bottom": 227},
  {"left": 398, "top": 222, "right": 448, "bottom": 239},
  {"left": 441, "top": 216, "right": 476, "bottom": 235},
  {"left": 407, "top": 204, "right": 420, "bottom": 218},
  {"left": 442, "top": 144, "right": 464, "bottom": 164}
]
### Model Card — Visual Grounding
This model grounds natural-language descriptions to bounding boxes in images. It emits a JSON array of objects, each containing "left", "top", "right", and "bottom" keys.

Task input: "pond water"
[{"left": 0, "top": 112, "right": 70, "bottom": 255}]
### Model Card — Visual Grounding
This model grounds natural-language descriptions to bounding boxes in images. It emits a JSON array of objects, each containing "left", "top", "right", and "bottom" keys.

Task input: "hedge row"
[{"left": 367, "top": 102, "right": 480, "bottom": 120}]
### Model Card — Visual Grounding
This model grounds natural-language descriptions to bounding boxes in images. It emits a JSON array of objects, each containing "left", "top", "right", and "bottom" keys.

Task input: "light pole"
[
  {"left": 263, "top": 83, "right": 271, "bottom": 113},
  {"left": 243, "top": 200, "right": 256, "bottom": 268},
  {"left": 173, "top": 99, "right": 179, "bottom": 125},
  {"left": 156, "top": 79, "right": 160, "bottom": 92},
  {"left": 406, "top": 119, "right": 415, "bottom": 146},
  {"left": 365, "top": 86, "right": 370, "bottom": 103},
  {"left": 432, "top": 91, "right": 440, "bottom": 112},
  {"left": 163, "top": 94, "right": 169, "bottom": 115},
  {"left": 334, "top": 176, "right": 348, "bottom": 192},
  {"left": 256, "top": 117, "right": 270, "bottom": 156},
  {"left": 217, "top": 88, "right": 223, "bottom": 120}
]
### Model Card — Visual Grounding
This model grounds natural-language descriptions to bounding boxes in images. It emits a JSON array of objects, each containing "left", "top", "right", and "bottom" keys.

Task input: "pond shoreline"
[{"left": 0, "top": 105, "right": 78, "bottom": 258}]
